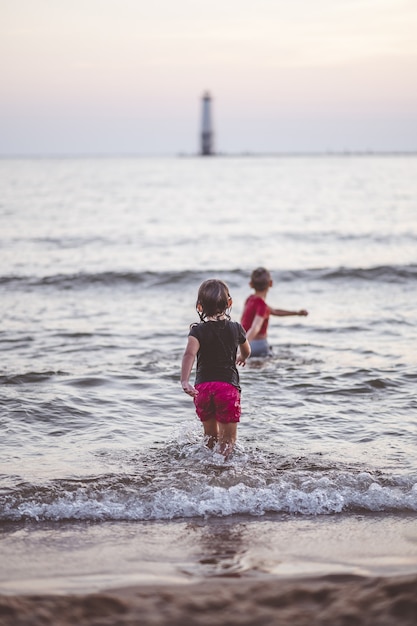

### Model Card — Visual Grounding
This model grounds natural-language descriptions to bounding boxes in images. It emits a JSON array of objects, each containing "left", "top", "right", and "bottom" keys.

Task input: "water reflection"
[{"left": 183, "top": 518, "right": 252, "bottom": 578}]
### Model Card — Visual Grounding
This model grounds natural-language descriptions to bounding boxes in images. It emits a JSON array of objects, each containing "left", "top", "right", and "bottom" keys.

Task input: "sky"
[{"left": 1, "top": 0, "right": 417, "bottom": 155}]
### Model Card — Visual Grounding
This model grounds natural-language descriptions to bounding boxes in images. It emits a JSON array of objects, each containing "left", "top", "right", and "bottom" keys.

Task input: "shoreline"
[
  {"left": 1, "top": 573, "right": 416, "bottom": 626},
  {"left": 2, "top": 514, "right": 417, "bottom": 623},
  {"left": 3, "top": 513, "right": 417, "bottom": 594}
]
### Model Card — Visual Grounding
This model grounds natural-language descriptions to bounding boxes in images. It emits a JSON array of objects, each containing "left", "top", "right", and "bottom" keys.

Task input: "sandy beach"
[
  {"left": 1, "top": 573, "right": 416, "bottom": 626},
  {"left": 2, "top": 514, "right": 417, "bottom": 625}
]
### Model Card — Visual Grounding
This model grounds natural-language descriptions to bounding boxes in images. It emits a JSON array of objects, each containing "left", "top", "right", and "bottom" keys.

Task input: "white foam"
[{"left": 4, "top": 465, "right": 417, "bottom": 522}]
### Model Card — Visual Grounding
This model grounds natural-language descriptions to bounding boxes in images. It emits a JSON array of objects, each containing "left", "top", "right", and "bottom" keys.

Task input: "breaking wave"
[
  {"left": 2, "top": 444, "right": 416, "bottom": 522},
  {"left": 1, "top": 264, "right": 417, "bottom": 290}
]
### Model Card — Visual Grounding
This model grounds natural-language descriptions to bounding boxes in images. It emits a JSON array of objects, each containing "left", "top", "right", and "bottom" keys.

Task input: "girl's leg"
[
  {"left": 218, "top": 422, "right": 237, "bottom": 458},
  {"left": 202, "top": 417, "right": 219, "bottom": 449}
]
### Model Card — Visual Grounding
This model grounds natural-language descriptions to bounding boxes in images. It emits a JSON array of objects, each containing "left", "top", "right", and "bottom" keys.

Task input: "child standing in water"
[
  {"left": 181, "top": 279, "right": 251, "bottom": 457},
  {"left": 241, "top": 267, "right": 308, "bottom": 357}
]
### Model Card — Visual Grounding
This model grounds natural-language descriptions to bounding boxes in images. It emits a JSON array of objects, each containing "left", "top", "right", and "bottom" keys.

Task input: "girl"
[{"left": 181, "top": 279, "right": 251, "bottom": 457}]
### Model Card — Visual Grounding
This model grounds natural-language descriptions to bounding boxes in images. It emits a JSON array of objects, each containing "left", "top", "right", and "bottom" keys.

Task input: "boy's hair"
[
  {"left": 196, "top": 279, "right": 231, "bottom": 320},
  {"left": 250, "top": 267, "right": 272, "bottom": 291}
]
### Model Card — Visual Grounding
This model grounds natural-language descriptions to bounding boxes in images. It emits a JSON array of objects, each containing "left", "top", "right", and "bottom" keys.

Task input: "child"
[
  {"left": 241, "top": 267, "right": 308, "bottom": 357},
  {"left": 181, "top": 279, "right": 251, "bottom": 457}
]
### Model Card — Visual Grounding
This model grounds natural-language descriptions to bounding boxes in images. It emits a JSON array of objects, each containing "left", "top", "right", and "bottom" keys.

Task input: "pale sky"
[{"left": 1, "top": 0, "right": 417, "bottom": 155}]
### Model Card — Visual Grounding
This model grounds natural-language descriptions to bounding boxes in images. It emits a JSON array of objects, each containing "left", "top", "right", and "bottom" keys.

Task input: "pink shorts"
[{"left": 194, "top": 381, "right": 241, "bottom": 424}]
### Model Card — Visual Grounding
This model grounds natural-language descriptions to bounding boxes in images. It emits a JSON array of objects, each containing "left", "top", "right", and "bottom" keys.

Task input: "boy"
[{"left": 241, "top": 267, "right": 308, "bottom": 357}]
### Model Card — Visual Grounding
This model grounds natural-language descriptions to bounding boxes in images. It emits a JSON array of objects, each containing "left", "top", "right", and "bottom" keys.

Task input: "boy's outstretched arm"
[
  {"left": 181, "top": 336, "right": 200, "bottom": 397},
  {"left": 269, "top": 307, "right": 308, "bottom": 317}
]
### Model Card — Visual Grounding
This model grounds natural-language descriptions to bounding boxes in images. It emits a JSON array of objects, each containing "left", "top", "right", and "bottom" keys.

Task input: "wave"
[
  {"left": 0, "top": 370, "right": 67, "bottom": 385},
  {"left": 1, "top": 446, "right": 416, "bottom": 522},
  {"left": 1, "top": 264, "right": 417, "bottom": 291},
  {"left": 307, "top": 265, "right": 417, "bottom": 283},
  {"left": 0, "top": 270, "right": 203, "bottom": 289}
]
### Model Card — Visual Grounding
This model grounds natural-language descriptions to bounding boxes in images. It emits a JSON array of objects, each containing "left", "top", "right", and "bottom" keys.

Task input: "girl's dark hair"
[
  {"left": 251, "top": 267, "right": 271, "bottom": 291},
  {"left": 196, "top": 279, "right": 231, "bottom": 321}
]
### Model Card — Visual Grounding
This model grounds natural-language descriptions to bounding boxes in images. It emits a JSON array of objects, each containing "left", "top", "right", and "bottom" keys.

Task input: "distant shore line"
[{"left": 1, "top": 150, "right": 416, "bottom": 160}]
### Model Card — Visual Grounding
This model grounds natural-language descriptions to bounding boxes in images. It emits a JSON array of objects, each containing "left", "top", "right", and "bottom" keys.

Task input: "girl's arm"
[
  {"left": 236, "top": 339, "right": 251, "bottom": 366},
  {"left": 181, "top": 336, "right": 200, "bottom": 397},
  {"left": 269, "top": 307, "right": 308, "bottom": 317}
]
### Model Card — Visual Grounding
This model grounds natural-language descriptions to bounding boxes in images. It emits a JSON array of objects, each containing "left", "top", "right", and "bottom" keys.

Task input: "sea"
[{"left": 1, "top": 154, "right": 417, "bottom": 593}]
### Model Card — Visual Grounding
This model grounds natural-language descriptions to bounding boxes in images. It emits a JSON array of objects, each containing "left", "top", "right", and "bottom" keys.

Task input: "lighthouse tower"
[{"left": 200, "top": 91, "right": 214, "bottom": 156}]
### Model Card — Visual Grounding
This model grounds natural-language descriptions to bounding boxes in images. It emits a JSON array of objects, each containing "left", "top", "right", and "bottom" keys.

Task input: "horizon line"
[{"left": 1, "top": 149, "right": 417, "bottom": 160}]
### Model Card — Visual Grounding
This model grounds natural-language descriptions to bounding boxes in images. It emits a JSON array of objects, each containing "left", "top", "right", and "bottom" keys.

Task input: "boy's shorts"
[
  {"left": 194, "top": 381, "right": 241, "bottom": 424},
  {"left": 249, "top": 338, "right": 270, "bottom": 357}
]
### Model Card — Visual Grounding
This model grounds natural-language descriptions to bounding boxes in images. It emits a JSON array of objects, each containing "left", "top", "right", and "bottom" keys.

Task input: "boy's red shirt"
[{"left": 241, "top": 295, "right": 270, "bottom": 337}]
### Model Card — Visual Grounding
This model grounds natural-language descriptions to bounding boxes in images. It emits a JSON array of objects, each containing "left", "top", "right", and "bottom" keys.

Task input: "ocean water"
[{"left": 1, "top": 155, "right": 417, "bottom": 592}]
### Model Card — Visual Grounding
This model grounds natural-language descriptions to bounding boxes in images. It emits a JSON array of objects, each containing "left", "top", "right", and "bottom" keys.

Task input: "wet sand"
[
  {"left": 2, "top": 515, "right": 417, "bottom": 624},
  {"left": 1, "top": 573, "right": 416, "bottom": 626}
]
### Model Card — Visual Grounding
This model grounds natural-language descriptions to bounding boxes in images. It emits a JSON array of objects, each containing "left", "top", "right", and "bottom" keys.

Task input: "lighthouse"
[{"left": 200, "top": 91, "right": 214, "bottom": 156}]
